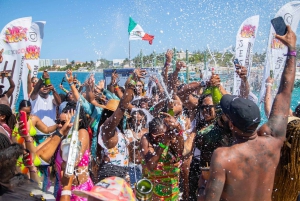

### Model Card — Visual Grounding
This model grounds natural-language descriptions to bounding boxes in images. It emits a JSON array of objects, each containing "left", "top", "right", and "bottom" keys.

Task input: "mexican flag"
[{"left": 128, "top": 17, "right": 154, "bottom": 45}]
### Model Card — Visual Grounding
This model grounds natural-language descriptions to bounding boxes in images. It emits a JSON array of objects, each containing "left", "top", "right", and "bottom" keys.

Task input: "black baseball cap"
[{"left": 220, "top": 94, "right": 261, "bottom": 133}]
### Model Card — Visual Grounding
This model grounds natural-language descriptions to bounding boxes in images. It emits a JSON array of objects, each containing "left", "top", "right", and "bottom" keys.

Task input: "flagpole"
[{"left": 129, "top": 40, "right": 131, "bottom": 68}]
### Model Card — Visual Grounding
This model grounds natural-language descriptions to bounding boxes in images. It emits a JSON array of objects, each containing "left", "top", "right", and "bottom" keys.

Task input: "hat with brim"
[
  {"left": 220, "top": 94, "right": 261, "bottom": 133},
  {"left": 98, "top": 99, "right": 119, "bottom": 111},
  {"left": 73, "top": 176, "right": 135, "bottom": 201}
]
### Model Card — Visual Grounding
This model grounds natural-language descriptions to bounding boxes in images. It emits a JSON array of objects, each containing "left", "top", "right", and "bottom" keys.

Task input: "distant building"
[
  {"left": 39, "top": 59, "right": 51, "bottom": 67},
  {"left": 112, "top": 59, "right": 124, "bottom": 67},
  {"left": 52, "top": 59, "right": 69, "bottom": 67},
  {"left": 75, "top": 61, "right": 84, "bottom": 65},
  {"left": 176, "top": 51, "right": 193, "bottom": 60}
]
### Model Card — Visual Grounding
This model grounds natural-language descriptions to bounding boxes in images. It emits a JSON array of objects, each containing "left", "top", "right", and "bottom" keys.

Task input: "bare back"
[{"left": 216, "top": 135, "right": 283, "bottom": 201}]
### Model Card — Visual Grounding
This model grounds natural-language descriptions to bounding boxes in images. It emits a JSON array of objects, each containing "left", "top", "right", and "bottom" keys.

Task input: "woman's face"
[
  {"left": 150, "top": 124, "right": 167, "bottom": 143},
  {"left": 131, "top": 113, "right": 146, "bottom": 129},
  {"left": 57, "top": 113, "right": 68, "bottom": 129},
  {"left": 200, "top": 96, "right": 216, "bottom": 122},
  {"left": 135, "top": 81, "right": 144, "bottom": 96}
]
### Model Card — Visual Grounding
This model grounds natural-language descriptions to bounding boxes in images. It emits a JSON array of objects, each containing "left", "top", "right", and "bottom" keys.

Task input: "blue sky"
[{"left": 0, "top": 0, "right": 299, "bottom": 62}]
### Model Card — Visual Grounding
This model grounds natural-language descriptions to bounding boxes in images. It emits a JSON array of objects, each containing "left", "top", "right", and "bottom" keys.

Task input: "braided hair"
[
  {"left": 62, "top": 101, "right": 88, "bottom": 130},
  {"left": 148, "top": 117, "right": 165, "bottom": 134},
  {"left": 0, "top": 104, "right": 17, "bottom": 129}
]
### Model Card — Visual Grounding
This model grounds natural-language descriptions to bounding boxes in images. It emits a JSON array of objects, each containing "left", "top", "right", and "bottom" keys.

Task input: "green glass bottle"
[
  {"left": 203, "top": 86, "right": 212, "bottom": 95},
  {"left": 44, "top": 78, "right": 51, "bottom": 86},
  {"left": 211, "top": 86, "right": 222, "bottom": 105},
  {"left": 167, "top": 108, "right": 175, "bottom": 116}
]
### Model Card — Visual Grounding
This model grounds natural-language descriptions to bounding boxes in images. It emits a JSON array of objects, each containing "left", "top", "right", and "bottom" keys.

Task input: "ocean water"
[{"left": 16, "top": 72, "right": 300, "bottom": 125}]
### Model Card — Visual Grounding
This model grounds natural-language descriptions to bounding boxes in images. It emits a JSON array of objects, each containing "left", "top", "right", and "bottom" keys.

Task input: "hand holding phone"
[
  {"left": 271, "top": 17, "right": 287, "bottom": 36},
  {"left": 233, "top": 59, "right": 240, "bottom": 68},
  {"left": 19, "top": 111, "right": 28, "bottom": 136},
  {"left": 270, "top": 70, "right": 274, "bottom": 78}
]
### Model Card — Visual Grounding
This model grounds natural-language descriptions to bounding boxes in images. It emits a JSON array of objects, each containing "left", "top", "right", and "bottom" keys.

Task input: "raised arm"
[
  {"left": 261, "top": 25, "right": 297, "bottom": 140},
  {"left": 27, "top": 64, "right": 33, "bottom": 96},
  {"left": 162, "top": 49, "right": 173, "bottom": 86},
  {"left": 33, "top": 115, "right": 58, "bottom": 134},
  {"left": 101, "top": 69, "right": 146, "bottom": 149},
  {"left": 177, "top": 81, "right": 203, "bottom": 109},
  {"left": 235, "top": 65, "right": 250, "bottom": 98},
  {"left": 5, "top": 72, "right": 15, "bottom": 98},
  {"left": 30, "top": 71, "right": 48, "bottom": 101},
  {"left": 263, "top": 76, "right": 274, "bottom": 118}
]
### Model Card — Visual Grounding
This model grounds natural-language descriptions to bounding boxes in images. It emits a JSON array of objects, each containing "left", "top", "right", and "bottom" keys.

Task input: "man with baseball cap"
[{"left": 198, "top": 26, "right": 297, "bottom": 201}]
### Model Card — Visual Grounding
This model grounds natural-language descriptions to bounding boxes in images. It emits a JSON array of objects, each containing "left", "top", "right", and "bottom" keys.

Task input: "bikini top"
[
  {"left": 28, "top": 118, "right": 37, "bottom": 137},
  {"left": 77, "top": 149, "right": 90, "bottom": 167}
]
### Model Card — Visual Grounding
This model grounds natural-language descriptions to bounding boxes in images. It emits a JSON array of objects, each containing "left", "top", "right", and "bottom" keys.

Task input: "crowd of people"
[{"left": 0, "top": 26, "right": 299, "bottom": 201}]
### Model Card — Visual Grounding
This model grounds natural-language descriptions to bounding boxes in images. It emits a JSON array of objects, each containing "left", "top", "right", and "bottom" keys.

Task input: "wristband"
[
  {"left": 53, "top": 129, "right": 64, "bottom": 139},
  {"left": 29, "top": 167, "right": 38, "bottom": 173},
  {"left": 28, "top": 70, "right": 31, "bottom": 74},
  {"left": 25, "top": 137, "right": 33, "bottom": 143},
  {"left": 165, "top": 62, "right": 171, "bottom": 66},
  {"left": 158, "top": 142, "right": 168, "bottom": 149},
  {"left": 265, "top": 83, "right": 272, "bottom": 87},
  {"left": 61, "top": 190, "right": 72, "bottom": 196},
  {"left": 69, "top": 82, "right": 74, "bottom": 86},
  {"left": 284, "top": 50, "right": 297, "bottom": 57},
  {"left": 129, "top": 74, "right": 133, "bottom": 79}
]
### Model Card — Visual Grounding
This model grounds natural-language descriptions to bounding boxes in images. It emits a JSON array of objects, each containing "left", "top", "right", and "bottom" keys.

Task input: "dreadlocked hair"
[
  {"left": 0, "top": 133, "right": 11, "bottom": 150},
  {"left": 0, "top": 104, "right": 17, "bottom": 129},
  {"left": 149, "top": 117, "right": 165, "bottom": 135},
  {"left": 272, "top": 119, "right": 300, "bottom": 201},
  {"left": 62, "top": 101, "right": 88, "bottom": 130},
  {"left": 195, "top": 93, "right": 213, "bottom": 131}
]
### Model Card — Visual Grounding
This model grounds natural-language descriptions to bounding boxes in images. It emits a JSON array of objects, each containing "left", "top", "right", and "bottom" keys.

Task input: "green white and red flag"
[{"left": 128, "top": 17, "right": 154, "bottom": 45}]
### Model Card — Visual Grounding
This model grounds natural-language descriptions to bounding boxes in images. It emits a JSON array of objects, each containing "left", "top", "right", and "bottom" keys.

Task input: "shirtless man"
[{"left": 198, "top": 25, "right": 297, "bottom": 201}]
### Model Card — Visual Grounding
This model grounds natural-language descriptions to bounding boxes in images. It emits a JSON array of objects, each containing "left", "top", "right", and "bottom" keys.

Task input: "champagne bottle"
[
  {"left": 167, "top": 108, "right": 175, "bottom": 116},
  {"left": 203, "top": 86, "right": 212, "bottom": 95},
  {"left": 211, "top": 86, "right": 222, "bottom": 105},
  {"left": 44, "top": 77, "right": 51, "bottom": 86}
]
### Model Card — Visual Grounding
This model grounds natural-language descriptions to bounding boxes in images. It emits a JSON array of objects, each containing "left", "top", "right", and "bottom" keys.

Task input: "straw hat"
[
  {"left": 98, "top": 99, "right": 119, "bottom": 111},
  {"left": 73, "top": 176, "right": 135, "bottom": 201}
]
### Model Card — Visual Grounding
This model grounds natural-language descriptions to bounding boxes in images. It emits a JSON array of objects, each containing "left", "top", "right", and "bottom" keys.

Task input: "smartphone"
[
  {"left": 233, "top": 59, "right": 240, "bottom": 68},
  {"left": 270, "top": 70, "right": 274, "bottom": 78},
  {"left": 271, "top": 17, "right": 287, "bottom": 36},
  {"left": 19, "top": 111, "right": 28, "bottom": 136}
]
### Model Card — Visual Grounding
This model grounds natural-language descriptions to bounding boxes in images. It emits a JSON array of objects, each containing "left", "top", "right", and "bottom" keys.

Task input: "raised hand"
[
  {"left": 111, "top": 71, "right": 119, "bottom": 85},
  {"left": 165, "top": 49, "right": 173, "bottom": 63},
  {"left": 26, "top": 63, "right": 32, "bottom": 71},
  {"left": 266, "top": 76, "right": 274, "bottom": 85},
  {"left": 235, "top": 65, "right": 248, "bottom": 81},
  {"left": 209, "top": 73, "right": 221, "bottom": 87},
  {"left": 175, "top": 61, "right": 186, "bottom": 71},
  {"left": 133, "top": 68, "right": 146, "bottom": 80},
  {"left": 43, "top": 70, "right": 50, "bottom": 79},
  {"left": 65, "top": 69, "right": 74, "bottom": 84},
  {"left": 275, "top": 25, "right": 297, "bottom": 50},
  {"left": 160, "top": 112, "right": 182, "bottom": 131},
  {"left": 59, "top": 109, "right": 75, "bottom": 136}
]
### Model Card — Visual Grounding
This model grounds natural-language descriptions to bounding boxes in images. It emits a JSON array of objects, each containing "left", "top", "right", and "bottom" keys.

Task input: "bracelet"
[
  {"left": 29, "top": 167, "right": 38, "bottom": 173},
  {"left": 265, "top": 83, "right": 272, "bottom": 87},
  {"left": 53, "top": 129, "right": 64, "bottom": 139},
  {"left": 28, "top": 70, "right": 31, "bottom": 74},
  {"left": 284, "top": 50, "right": 297, "bottom": 57},
  {"left": 165, "top": 62, "right": 171, "bottom": 66},
  {"left": 61, "top": 190, "right": 72, "bottom": 196},
  {"left": 158, "top": 142, "right": 168, "bottom": 149},
  {"left": 69, "top": 82, "right": 74, "bottom": 86},
  {"left": 25, "top": 137, "right": 33, "bottom": 143}
]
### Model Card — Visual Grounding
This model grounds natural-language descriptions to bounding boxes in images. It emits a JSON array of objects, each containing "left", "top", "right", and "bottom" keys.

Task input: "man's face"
[
  {"left": 39, "top": 84, "right": 50, "bottom": 95},
  {"left": 201, "top": 96, "right": 216, "bottom": 122}
]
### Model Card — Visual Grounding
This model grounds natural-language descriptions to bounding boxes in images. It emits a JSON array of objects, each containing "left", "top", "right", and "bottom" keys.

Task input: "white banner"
[
  {"left": 233, "top": 15, "right": 259, "bottom": 95},
  {"left": 0, "top": 17, "right": 32, "bottom": 110},
  {"left": 22, "top": 21, "right": 46, "bottom": 100},
  {"left": 259, "top": 1, "right": 300, "bottom": 103}
]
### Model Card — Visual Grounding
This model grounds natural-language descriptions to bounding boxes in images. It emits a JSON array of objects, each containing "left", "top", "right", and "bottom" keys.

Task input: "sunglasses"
[
  {"left": 136, "top": 85, "right": 143, "bottom": 88},
  {"left": 55, "top": 119, "right": 66, "bottom": 126},
  {"left": 200, "top": 105, "right": 216, "bottom": 110},
  {"left": 32, "top": 80, "right": 38, "bottom": 83}
]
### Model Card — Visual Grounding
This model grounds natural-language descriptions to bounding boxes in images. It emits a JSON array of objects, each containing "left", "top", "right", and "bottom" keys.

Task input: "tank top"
[{"left": 98, "top": 126, "right": 129, "bottom": 167}]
